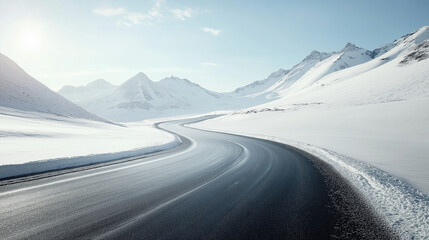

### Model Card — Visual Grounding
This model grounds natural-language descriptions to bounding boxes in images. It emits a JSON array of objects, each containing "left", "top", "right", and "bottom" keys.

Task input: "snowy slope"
[
  {"left": 232, "top": 43, "right": 374, "bottom": 103},
  {"left": 264, "top": 50, "right": 333, "bottom": 94},
  {"left": 0, "top": 52, "right": 106, "bottom": 122},
  {"left": 58, "top": 79, "right": 117, "bottom": 104},
  {"left": 230, "top": 51, "right": 333, "bottom": 103},
  {"left": 241, "top": 43, "right": 374, "bottom": 102},
  {"left": 277, "top": 43, "right": 373, "bottom": 94},
  {"left": 192, "top": 26, "right": 429, "bottom": 239},
  {"left": 0, "top": 106, "right": 179, "bottom": 178}
]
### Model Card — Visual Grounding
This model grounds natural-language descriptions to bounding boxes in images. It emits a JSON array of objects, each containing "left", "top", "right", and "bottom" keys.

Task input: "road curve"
[{"left": 0, "top": 117, "right": 395, "bottom": 239}]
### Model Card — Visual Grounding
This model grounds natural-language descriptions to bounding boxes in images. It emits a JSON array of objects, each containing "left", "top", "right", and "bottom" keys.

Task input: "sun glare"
[
  {"left": 18, "top": 23, "right": 43, "bottom": 50},
  {"left": 19, "top": 29, "right": 41, "bottom": 49}
]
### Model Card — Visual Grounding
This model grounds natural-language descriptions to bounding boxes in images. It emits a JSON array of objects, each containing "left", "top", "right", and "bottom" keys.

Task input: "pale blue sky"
[{"left": 0, "top": 0, "right": 428, "bottom": 92}]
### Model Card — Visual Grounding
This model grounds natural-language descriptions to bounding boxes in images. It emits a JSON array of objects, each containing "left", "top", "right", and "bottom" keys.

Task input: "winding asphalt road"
[{"left": 0, "top": 117, "right": 395, "bottom": 239}]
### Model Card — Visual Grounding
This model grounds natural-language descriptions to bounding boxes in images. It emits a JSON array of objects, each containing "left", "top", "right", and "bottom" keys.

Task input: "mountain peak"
[
  {"left": 160, "top": 76, "right": 199, "bottom": 87},
  {"left": 86, "top": 79, "right": 113, "bottom": 89},
  {"left": 119, "top": 72, "right": 154, "bottom": 90},
  {"left": 417, "top": 25, "right": 429, "bottom": 33},
  {"left": 341, "top": 42, "right": 361, "bottom": 52},
  {"left": 135, "top": 72, "right": 150, "bottom": 80},
  {"left": 90, "top": 78, "right": 109, "bottom": 84},
  {"left": 303, "top": 50, "right": 331, "bottom": 62},
  {"left": 267, "top": 68, "right": 289, "bottom": 79},
  {"left": 129, "top": 72, "right": 153, "bottom": 83},
  {"left": 309, "top": 50, "right": 321, "bottom": 57},
  {"left": 411, "top": 25, "right": 429, "bottom": 44},
  {"left": 162, "top": 75, "right": 183, "bottom": 81}
]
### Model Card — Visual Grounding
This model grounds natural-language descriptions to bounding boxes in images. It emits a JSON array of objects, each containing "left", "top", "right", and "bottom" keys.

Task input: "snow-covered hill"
[
  {"left": 0, "top": 53, "right": 106, "bottom": 122},
  {"left": 0, "top": 105, "right": 179, "bottom": 179},
  {"left": 58, "top": 79, "right": 117, "bottom": 104}
]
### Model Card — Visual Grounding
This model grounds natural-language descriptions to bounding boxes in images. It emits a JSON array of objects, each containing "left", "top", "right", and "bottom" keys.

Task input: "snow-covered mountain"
[
  {"left": 231, "top": 51, "right": 333, "bottom": 103},
  {"left": 230, "top": 42, "right": 375, "bottom": 102},
  {"left": 277, "top": 42, "right": 373, "bottom": 94},
  {"left": 77, "top": 73, "right": 229, "bottom": 122},
  {"left": 220, "top": 26, "right": 429, "bottom": 112},
  {"left": 59, "top": 42, "right": 380, "bottom": 121},
  {"left": 58, "top": 79, "right": 117, "bottom": 104},
  {"left": 0, "top": 52, "right": 106, "bottom": 122},
  {"left": 235, "top": 42, "right": 376, "bottom": 102},
  {"left": 277, "top": 25, "right": 429, "bottom": 105}
]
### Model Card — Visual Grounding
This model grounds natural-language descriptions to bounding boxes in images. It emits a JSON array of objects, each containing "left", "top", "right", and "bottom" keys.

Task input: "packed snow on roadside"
[
  {"left": 191, "top": 27, "right": 429, "bottom": 239},
  {"left": 0, "top": 107, "right": 180, "bottom": 179}
]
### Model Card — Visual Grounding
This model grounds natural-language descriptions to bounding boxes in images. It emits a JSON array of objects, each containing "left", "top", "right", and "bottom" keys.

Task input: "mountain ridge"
[{"left": 57, "top": 26, "right": 429, "bottom": 122}]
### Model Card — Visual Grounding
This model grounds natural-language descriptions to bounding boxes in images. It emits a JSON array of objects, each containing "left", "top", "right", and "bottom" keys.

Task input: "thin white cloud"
[
  {"left": 116, "top": 20, "right": 133, "bottom": 27},
  {"left": 202, "top": 27, "right": 222, "bottom": 36},
  {"left": 171, "top": 8, "right": 195, "bottom": 21},
  {"left": 147, "top": 0, "right": 164, "bottom": 19},
  {"left": 93, "top": 7, "right": 125, "bottom": 17},
  {"left": 94, "top": 0, "right": 164, "bottom": 26},
  {"left": 200, "top": 62, "right": 219, "bottom": 67},
  {"left": 124, "top": 12, "right": 147, "bottom": 25}
]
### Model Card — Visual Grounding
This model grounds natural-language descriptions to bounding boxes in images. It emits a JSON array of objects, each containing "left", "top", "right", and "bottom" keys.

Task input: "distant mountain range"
[
  {"left": 58, "top": 79, "right": 117, "bottom": 104},
  {"left": 60, "top": 73, "right": 233, "bottom": 122},
  {"left": 1, "top": 26, "right": 427, "bottom": 122},
  {"left": 56, "top": 42, "right": 389, "bottom": 121},
  {"left": 57, "top": 26, "right": 428, "bottom": 122}
]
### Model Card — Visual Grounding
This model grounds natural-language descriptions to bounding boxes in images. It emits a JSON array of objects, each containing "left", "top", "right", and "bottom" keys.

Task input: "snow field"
[{"left": 0, "top": 107, "right": 181, "bottom": 178}]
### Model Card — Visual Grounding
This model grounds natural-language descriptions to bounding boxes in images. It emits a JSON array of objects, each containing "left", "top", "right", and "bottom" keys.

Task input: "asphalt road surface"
[{"left": 0, "top": 117, "right": 396, "bottom": 239}]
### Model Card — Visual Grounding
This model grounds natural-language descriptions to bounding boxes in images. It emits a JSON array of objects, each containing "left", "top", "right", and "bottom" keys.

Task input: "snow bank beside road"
[{"left": 0, "top": 107, "right": 180, "bottom": 179}]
